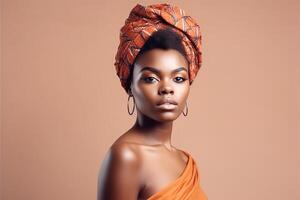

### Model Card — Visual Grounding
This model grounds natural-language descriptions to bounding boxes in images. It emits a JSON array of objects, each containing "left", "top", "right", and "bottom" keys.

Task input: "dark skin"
[{"left": 98, "top": 49, "right": 191, "bottom": 200}]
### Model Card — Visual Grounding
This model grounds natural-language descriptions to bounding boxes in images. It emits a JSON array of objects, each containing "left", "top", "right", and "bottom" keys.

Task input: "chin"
[{"left": 153, "top": 112, "right": 181, "bottom": 122}]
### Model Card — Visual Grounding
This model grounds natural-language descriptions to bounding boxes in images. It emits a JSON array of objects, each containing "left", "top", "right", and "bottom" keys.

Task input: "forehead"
[{"left": 133, "top": 49, "right": 188, "bottom": 72}]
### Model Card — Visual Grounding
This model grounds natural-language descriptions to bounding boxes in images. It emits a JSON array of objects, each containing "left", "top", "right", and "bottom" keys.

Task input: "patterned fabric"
[{"left": 114, "top": 3, "right": 202, "bottom": 93}]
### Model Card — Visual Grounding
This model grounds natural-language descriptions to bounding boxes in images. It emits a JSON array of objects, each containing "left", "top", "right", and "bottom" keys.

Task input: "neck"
[{"left": 132, "top": 111, "right": 174, "bottom": 150}]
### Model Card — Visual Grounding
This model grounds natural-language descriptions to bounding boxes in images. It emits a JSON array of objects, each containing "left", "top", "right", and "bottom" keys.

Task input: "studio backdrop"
[{"left": 1, "top": 0, "right": 299, "bottom": 200}]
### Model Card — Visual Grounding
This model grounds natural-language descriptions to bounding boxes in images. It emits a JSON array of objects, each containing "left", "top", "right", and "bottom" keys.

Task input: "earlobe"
[{"left": 127, "top": 87, "right": 133, "bottom": 96}]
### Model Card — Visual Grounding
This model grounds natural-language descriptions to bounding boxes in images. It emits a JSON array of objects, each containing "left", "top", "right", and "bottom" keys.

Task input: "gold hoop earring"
[
  {"left": 127, "top": 95, "right": 135, "bottom": 115},
  {"left": 182, "top": 101, "right": 188, "bottom": 116}
]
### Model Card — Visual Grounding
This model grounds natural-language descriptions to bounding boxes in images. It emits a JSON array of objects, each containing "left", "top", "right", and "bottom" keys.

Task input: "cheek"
[
  {"left": 132, "top": 83, "right": 157, "bottom": 108},
  {"left": 176, "top": 84, "right": 190, "bottom": 110},
  {"left": 178, "top": 83, "right": 190, "bottom": 98}
]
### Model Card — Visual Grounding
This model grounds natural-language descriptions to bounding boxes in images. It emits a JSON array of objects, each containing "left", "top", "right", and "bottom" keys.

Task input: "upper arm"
[{"left": 97, "top": 143, "right": 141, "bottom": 200}]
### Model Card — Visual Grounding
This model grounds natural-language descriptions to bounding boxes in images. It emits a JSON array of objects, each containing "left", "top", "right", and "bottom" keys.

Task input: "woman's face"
[{"left": 130, "top": 48, "right": 190, "bottom": 122}]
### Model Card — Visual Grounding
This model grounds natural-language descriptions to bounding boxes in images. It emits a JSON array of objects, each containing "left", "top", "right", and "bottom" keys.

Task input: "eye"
[
  {"left": 143, "top": 76, "right": 158, "bottom": 83},
  {"left": 174, "top": 76, "right": 186, "bottom": 83}
]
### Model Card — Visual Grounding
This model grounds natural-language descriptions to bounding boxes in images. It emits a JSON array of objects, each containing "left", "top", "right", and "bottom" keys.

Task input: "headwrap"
[{"left": 114, "top": 3, "right": 202, "bottom": 93}]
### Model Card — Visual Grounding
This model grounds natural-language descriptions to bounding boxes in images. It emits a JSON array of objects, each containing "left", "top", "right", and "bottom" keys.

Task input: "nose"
[{"left": 158, "top": 81, "right": 174, "bottom": 95}]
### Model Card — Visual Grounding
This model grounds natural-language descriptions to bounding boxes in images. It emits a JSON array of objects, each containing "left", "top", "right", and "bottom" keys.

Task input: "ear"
[{"left": 127, "top": 87, "right": 133, "bottom": 96}]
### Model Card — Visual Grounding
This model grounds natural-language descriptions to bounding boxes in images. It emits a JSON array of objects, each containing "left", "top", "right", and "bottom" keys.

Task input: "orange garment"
[{"left": 147, "top": 150, "right": 208, "bottom": 200}]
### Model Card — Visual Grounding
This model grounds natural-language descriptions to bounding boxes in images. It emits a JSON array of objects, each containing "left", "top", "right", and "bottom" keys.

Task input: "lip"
[
  {"left": 156, "top": 99, "right": 178, "bottom": 110},
  {"left": 157, "top": 99, "right": 178, "bottom": 106},
  {"left": 156, "top": 103, "right": 177, "bottom": 110}
]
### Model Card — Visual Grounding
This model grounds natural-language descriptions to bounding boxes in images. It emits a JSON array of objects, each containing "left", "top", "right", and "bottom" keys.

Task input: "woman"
[{"left": 98, "top": 3, "right": 207, "bottom": 200}]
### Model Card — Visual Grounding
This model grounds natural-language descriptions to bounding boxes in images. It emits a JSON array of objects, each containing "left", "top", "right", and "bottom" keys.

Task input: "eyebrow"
[{"left": 139, "top": 66, "right": 188, "bottom": 74}]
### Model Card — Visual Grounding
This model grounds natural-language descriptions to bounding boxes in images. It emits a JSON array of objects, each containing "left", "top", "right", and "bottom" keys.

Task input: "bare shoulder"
[
  {"left": 174, "top": 147, "right": 190, "bottom": 163},
  {"left": 97, "top": 142, "right": 142, "bottom": 200},
  {"left": 110, "top": 141, "right": 141, "bottom": 163}
]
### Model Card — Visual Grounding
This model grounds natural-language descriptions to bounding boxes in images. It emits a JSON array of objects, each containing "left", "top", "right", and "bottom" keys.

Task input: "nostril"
[
  {"left": 159, "top": 90, "right": 174, "bottom": 95},
  {"left": 159, "top": 86, "right": 174, "bottom": 95}
]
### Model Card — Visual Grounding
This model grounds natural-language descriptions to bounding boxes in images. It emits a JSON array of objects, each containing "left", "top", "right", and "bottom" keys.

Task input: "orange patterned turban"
[{"left": 114, "top": 3, "right": 202, "bottom": 93}]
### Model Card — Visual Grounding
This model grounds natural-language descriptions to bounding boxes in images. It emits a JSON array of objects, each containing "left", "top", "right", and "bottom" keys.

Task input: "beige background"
[{"left": 1, "top": 0, "right": 299, "bottom": 199}]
